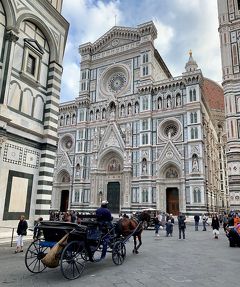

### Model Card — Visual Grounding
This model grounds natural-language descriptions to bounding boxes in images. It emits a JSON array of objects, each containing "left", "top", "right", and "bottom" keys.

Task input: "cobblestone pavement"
[{"left": 0, "top": 225, "right": 239, "bottom": 287}]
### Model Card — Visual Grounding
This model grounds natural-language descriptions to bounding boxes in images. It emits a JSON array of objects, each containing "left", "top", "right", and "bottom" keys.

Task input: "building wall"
[
  {"left": 0, "top": 0, "right": 68, "bottom": 225},
  {"left": 218, "top": 0, "right": 240, "bottom": 209},
  {"left": 53, "top": 22, "right": 226, "bottom": 216}
]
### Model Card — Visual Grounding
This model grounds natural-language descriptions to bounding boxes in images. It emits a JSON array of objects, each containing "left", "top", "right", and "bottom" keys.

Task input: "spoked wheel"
[
  {"left": 25, "top": 240, "right": 48, "bottom": 273},
  {"left": 112, "top": 241, "right": 126, "bottom": 265},
  {"left": 60, "top": 241, "right": 86, "bottom": 280}
]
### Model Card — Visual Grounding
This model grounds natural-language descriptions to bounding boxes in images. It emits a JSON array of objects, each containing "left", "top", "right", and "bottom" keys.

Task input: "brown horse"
[{"left": 116, "top": 212, "right": 150, "bottom": 254}]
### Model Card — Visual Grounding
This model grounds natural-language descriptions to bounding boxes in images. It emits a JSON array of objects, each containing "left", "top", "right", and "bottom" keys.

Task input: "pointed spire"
[{"left": 185, "top": 49, "right": 198, "bottom": 72}]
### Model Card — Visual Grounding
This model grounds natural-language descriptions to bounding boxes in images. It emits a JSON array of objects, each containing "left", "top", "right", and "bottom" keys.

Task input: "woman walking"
[
  {"left": 211, "top": 214, "right": 220, "bottom": 239},
  {"left": 15, "top": 215, "right": 28, "bottom": 253}
]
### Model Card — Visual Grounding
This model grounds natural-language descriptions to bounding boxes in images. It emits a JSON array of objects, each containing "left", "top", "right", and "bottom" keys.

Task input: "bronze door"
[
  {"left": 166, "top": 188, "right": 179, "bottom": 215},
  {"left": 60, "top": 190, "right": 69, "bottom": 212},
  {"left": 107, "top": 182, "right": 120, "bottom": 213}
]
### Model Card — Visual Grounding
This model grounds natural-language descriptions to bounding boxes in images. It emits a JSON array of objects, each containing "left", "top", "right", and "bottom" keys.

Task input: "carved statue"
[
  {"left": 192, "top": 155, "right": 199, "bottom": 172},
  {"left": 167, "top": 96, "right": 172, "bottom": 108},
  {"left": 142, "top": 159, "right": 147, "bottom": 174},
  {"left": 176, "top": 95, "right": 181, "bottom": 106}
]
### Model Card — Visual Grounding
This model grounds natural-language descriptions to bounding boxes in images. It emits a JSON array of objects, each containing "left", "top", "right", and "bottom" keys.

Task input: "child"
[{"left": 165, "top": 219, "right": 173, "bottom": 237}]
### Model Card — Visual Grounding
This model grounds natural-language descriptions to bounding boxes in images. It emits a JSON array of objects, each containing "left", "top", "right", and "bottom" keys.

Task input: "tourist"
[
  {"left": 178, "top": 212, "right": 186, "bottom": 239},
  {"left": 15, "top": 215, "right": 28, "bottom": 253},
  {"left": 153, "top": 215, "right": 160, "bottom": 237},
  {"left": 165, "top": 219, "right": 174, "bottom": 237},
  {"left": 211, "top": 214, "right": 220, "bottom": 239},
  {"left": 202, "top": 214, "right": 208, "bottom": 231},
  {"left": 194, "top": 214, "right": 200, "bottom": 231}
]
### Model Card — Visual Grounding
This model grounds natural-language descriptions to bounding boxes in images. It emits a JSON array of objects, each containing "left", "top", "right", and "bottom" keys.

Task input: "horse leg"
[
  {"left": 135, "top": 235, "right": 142, "bottom": 254},
  {"left": 132, "top": 235, "right": 137, "bottom": 253}
]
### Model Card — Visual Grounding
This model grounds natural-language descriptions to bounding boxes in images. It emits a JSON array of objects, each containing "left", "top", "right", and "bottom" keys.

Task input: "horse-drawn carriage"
[
  {"left": 25, "top": 220, "right": 128, "bottom": 280},
  {"left": 25, "top": 212, "right": 148, "bottom": 280}
]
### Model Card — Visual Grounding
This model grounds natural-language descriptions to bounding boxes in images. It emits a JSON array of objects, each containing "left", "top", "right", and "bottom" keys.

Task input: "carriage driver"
[{"left": 96, "top": 200, "right": 114, "bottom": 231}]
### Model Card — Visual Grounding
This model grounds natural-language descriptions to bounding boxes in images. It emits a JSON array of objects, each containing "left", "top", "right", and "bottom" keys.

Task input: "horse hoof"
[
  {"left": 135, "top": 251, "right": 139, "bottom": 254},
  {"left": 132, "top": 250, "right": 135, "bottom": 253}
]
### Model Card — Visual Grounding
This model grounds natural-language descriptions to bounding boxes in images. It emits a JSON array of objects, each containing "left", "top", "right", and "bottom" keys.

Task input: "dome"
[{"left": 202, "top": 78, "right": 224, "bottom": 110}]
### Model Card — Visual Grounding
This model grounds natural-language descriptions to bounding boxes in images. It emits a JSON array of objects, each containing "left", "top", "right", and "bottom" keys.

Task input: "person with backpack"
[{"left": 178, "top": 212, "right": 186, "bottom": 239}]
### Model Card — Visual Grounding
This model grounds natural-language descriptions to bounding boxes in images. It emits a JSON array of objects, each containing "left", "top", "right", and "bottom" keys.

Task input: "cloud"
[
  {"left": 61, "top": 0, "right": 123, "bottom": 101},
  {"left": 153, "top": 17, "right": 175, "bottom": 56},
  {"left": 60, "top": 0, "right": 222, "bottom": 101}
]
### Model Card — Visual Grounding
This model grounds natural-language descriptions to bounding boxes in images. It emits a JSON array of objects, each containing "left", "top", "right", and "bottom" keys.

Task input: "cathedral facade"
[
  {"left": 218, "top": 0, "right": 240, "bottom": 210},
  {"left": 53, "top": 21, "right": 228, "bottom": 215},
  {"left": 0, "top": 0, "right": 69, "bottom": 224}
]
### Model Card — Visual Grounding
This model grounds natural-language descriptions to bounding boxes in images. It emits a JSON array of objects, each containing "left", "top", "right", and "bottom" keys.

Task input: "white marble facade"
[
  {"left": 218, "top": 0, "right": 240, "bottom": 209},
  {"left": 0, "top": 0, "right": 68, "bottom": 224},
  {"left": 53, "top": 22, "right": 228, "bottom": 215}
]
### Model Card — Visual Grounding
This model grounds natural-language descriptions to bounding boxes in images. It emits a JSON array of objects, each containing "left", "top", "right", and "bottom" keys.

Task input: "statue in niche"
[
  {"left": 135, "top": 102, "right": 139, "bottom": 114},
  {"left": 142, "top": 158, "right": 147, "bottom": 174},
  {"left": 76, "top": 164, "right": 80, "bottom": 176},
  {"left": 192, "top": 154, "right": 199, "bottom": 172},
  {"left": 166, "top": 168, "right": 178, "bottom": 178},
  {"left": 167, "top": 96, "right": 172, "bottom": 108},
  {"left": 90, "top": 112, "right": 93, "bottom": 121},
  {"left": 176, "top": 95, "right": 181, "bottom": 106},
  {"left": 109, "top": 107, "right": 116, "bottom": 120},
  {"left": 128, "top": 104, "right": 132, "bottom": 115}
]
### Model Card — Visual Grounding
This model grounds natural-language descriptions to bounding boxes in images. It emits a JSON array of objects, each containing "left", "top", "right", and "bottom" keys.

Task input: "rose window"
[
  {"left": 61, "top": 135, "right": 73, "bottom": 151},
  {"left": 164, "top": 124, "right": 178, "bottom": 138},
  {"left": 108, "top": 72, "right": 127, "bottom": 93}
]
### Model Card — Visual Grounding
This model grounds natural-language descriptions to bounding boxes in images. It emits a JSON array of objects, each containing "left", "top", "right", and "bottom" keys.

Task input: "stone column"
[{"left": 0, "top": 31, "right": 19, "bottom": 104}]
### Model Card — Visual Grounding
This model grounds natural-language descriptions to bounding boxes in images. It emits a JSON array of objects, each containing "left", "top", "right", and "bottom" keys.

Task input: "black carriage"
[{"left": 25, "top": 220, "right": 126, "bottom": 280}]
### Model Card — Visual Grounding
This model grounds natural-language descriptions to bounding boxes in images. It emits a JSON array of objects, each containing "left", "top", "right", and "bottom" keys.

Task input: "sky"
[{"left": 61, "top": 0, "right": 222, "bottom": 103}]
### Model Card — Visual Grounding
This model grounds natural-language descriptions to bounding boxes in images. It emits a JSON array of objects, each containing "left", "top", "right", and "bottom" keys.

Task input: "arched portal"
[
  {"left": 107, "top": 182, "right": 120, "bottom": 213},
  {"left": 157, "top": 162, "right": 185, "bottom": 214},
  {"left": 166, "top": 187, "right": 179, "bottom": 215},
  {"left": 97, "top": 148, "right": 124, "bottom": 213}
]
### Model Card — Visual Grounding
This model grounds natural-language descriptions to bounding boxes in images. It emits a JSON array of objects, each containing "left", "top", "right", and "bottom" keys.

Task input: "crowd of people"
[
  {"left": 151, "top": 211, "right": 240, "bottom": 241},
  {"left": 13, "top": 209, "right": 240, "bottom": 254}
]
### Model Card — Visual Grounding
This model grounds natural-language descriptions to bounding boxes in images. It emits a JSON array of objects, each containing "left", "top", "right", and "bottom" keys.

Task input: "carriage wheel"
[
  {"left": 60, "top": 241, "right": 86, "bottom": 280},
  {"left": 25, "top": 240, "right": 48, "bottom": 273},
  {"left": 112, "top": 241, "right": 126, "bottom": 265}
]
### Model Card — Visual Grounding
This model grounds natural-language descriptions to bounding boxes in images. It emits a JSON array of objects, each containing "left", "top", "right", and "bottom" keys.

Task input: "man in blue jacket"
[{"left": 96, "top": 200, "right": 113, "bottom": 230}]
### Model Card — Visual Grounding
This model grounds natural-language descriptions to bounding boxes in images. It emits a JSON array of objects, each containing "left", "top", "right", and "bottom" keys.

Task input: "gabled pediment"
[
  {"left": 157, "top": 141, "right": 183, "bottom": 168},
  {"left": 24, "top": 38, "right": 44, "bottom": 54},
  {"left": 56, "top": 152, "right": 72, "bottom": 174},
  {"left": 98, "top": 122, "right": 125, "bottom": 154},
  {"left": 96, "top": 37, "right": 139, "bottom": 54}
]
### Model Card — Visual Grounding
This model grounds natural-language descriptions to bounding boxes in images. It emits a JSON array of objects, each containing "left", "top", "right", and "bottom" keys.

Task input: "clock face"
[{"left": 108, "top": 72, "right": 127, "bottom": 93}]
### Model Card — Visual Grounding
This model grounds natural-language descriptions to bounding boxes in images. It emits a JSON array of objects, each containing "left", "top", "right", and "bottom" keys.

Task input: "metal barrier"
[{"left": 0, "top": 226, "right": 15, "bottom": 247}]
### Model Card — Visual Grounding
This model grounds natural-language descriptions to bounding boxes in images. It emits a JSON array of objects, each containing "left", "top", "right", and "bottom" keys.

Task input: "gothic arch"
[
  {"left": 158, "top": 162, "right": 182, "bottom": 179},
  {"left": 15, "top": 13, "right": 57, "bottom": 61},
  {"left": 56, "top": 169, "right": 71, "bottom": 183},
  {"left": 98, "top": 148, "right": 124, "bottom": 171}
]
